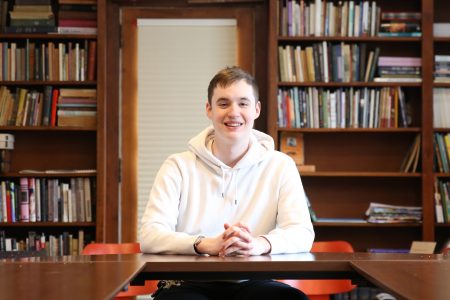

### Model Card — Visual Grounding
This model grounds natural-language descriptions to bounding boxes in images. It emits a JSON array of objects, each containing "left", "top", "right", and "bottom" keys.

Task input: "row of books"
[
  {"left": 277, "top": 86, "right": 409, "bottom": 129},
  {"left": 434, "top": 179, "right": 450, "bottom": 223},
  {"left": 278, "top": 43, "right": 380, "bottom": 83},
  {"left": 434, "top": 55, "right": 450, "bottom": 83},
  {"left": 0, "top": 0, "right": 97, "bottom": 34},
  {"left": 374, "top": 56, "right": 422, "bottom": 82},
  {"left": 0, "top": 229, "right": 87, "bottom": 256},
  {"left": 378, "top": 10, "right": 421, "bottom": 37},
  {"left": 0, "top": 177, "right": 94, "bottom": 224},
  {"left": 365, "top": 202, "right": 422, "bottom": 224},
  {"left": 400, "top": 134, "right": 421, "bottom": 173},
  {"left": 433, "top": 88, "right": 450, "bottom": 128},
  {"left": 434, "top": 133, "right": 450, "bottom": 173},
  {"left": 0, "top": 86, "right": 97, "bottom": 128},
  {"left": 278, "top": 0, "right": 380, "bottom": 37},
  {"left": 0, "top": 40, "right": 96, "bottom": 82}
]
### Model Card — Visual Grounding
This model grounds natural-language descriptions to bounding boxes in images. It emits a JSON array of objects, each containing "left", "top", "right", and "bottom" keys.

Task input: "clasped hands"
[{"left": 195, "top": 222, "right": 271, "bottom": 257}]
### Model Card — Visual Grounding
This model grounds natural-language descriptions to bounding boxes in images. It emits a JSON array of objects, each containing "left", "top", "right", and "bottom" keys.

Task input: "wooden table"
[
  {"left": 0, "top": 254, "right": 146, "bottom": 300},
  {"left": 351, "top": 260, "right": 450, "bottom": 300},
  {"left": 1, "top": 252, "right": 448, "bottom": 300},
  {"left": 136, "top": 252, "right": 450, "bottom": 300}
]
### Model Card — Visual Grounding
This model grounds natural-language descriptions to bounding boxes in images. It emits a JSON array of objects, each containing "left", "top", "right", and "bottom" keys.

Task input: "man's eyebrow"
[{"left": 216, "top": 97, "right": 230, "bottom": 102}]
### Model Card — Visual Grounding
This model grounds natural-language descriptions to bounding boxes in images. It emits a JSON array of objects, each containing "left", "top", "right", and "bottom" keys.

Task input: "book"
[
  {"left": 19, "top": 178, "right": 29, "bottom": 222},
  {"left": 280, "top": 131, "right": 305, "bottom": 165}
]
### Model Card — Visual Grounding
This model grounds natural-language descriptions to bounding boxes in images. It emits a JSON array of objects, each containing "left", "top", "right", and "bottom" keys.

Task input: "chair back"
[
  {"left": 82, "top": 242, "right": 158, "bottom": 299},
  {"left": 280, "top": 241, "right": 356, "bottom": 300}
]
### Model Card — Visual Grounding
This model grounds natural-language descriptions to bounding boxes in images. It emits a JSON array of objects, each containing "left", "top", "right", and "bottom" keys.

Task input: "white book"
[
  {"left": 329, "top": 2, "right": 335, "bottom": 36},
  {"left": 310, "top": 3, "right": 316, "bottom": 36},
  {"left": 322, "top": 41, "right": 329, "bottom": 83},
  {"left": 435, "top": 190, "right": 444, "bottom": 223},
  {"left": 295, "top": 46, "right": 304, "bottom": 82},
  {"left": 62, "top": 183, "right": 69, "bottom": 222},
  {"left": 370, "top": 1, "right": 377, "bottom": 36},
  {"left": 330, "top": 92, "right": 337, "bottom": 128},
  {"left": 84, "top": 178, "right": 92, "bottom": 222},
  {"left": 348, "top": 1, "right": 354, "bottom": 37},
  {"left": 362, "top": 0, "right": 370, "bottom": 36},
  {"left": 354, "top": 4, "right": 360, "bottom": 37},
  {"left": 340, "top": 90, "right": 346, "bottom": 128}
]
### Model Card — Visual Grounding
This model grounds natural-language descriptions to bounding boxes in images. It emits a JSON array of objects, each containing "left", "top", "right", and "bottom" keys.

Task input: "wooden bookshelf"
[
  {"left": 0, "top": 0, "right": 101, "bottom": 255},
  {"left": 433, "top": 0, "right": 450, "bottom": 251},
  {"left": 267, "top": 0, "right": 449, "bottom": 251}
]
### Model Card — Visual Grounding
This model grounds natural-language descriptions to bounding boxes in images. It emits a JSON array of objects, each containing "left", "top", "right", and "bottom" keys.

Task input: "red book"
[
  {"left": 58, "top": 19, "right": 97, "bottom": 28},
  {"left": 87, "top": 40, "right": 96, "bottom": 81},
  {"left": 50, "top": 89, "right": 59, "bottom": 126},
  {"left": 6, "top": 186, "right": 11, "bottom": 222}
]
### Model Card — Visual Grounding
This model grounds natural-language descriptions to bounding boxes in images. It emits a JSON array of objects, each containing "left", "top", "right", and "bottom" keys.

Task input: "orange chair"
[
  {"left": 82, "top": 243, "right": 158, "bottom": 299},
  {"left": 280, "top": 241, "right": 356, "bottom": 300}
]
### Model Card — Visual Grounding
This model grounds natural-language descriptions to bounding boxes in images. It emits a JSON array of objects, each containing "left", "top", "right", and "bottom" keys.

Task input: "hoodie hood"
[{"left": 188, "top": 125, "right": 275, "bottom": 171}]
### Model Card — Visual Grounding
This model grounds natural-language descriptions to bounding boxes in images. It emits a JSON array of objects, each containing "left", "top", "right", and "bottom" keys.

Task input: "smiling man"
[{"left": 140, "top": 66, "right": 314, "bottom": 300}]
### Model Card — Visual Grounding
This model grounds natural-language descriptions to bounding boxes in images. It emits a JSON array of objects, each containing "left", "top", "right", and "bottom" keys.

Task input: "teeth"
[{"left": 225, "top": 122, "right": 241, "bottom": 127}]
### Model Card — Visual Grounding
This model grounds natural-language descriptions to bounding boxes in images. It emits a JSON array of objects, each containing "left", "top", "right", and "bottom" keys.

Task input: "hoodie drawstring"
[
  {"left": 220, "top": 167, "right": 238, "bottom": 205},
  {"left": 220, "top": 166, "right": 225, "bottom": 198},
  {"left": 233, "top": 169, "right": 239, "bottom": 205}
]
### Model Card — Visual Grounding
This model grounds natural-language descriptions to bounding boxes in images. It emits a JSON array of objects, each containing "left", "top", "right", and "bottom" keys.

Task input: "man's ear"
[
  {"left": 206, "top": 101, "right": 212, "bottom": 119},
  {"left": 255, "top": 101, "right": 261, "bottom": 119}
]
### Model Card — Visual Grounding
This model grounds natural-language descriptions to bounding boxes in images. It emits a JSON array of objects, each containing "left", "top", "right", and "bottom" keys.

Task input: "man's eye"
[
  {"left": 240, "top": 102, "right": 249, "bottom": 107},
  {"left": 218, "top": 103, "right": 228, "bottom": 107}
]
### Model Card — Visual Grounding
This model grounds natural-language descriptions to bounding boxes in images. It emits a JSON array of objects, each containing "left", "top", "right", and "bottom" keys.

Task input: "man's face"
[{"left": 206, "top": 79, "right": 260, "bottom": 145}]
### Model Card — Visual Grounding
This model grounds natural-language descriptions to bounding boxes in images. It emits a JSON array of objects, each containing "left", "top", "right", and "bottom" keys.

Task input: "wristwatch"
[{"left": 193, "top": 235, "right": 205, "bottom": 254}]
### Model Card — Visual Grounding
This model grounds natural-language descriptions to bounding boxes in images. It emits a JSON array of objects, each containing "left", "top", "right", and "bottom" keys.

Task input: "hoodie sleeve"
[
  {"left": 261, "top": 156, "right": 315, "bottom": 254},
  {"left": 139, "top": 155, "right": 198, "bottom": 254}
]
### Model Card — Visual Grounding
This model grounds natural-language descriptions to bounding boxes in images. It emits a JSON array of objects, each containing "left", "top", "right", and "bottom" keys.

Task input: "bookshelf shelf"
[
  {"left": 278, "top": 128, "right": 421, "bottom": 133},
  {"left": 279, "top": 36, "right": 422, "bottom": 43},
  {"left": 301, "top": 171, "right": 421, "bottom": 178},
  {"left": 278, "top": 82, "right": 422, "bottom": 87},
  {"left": 0, "top": 172, "right": 96, "bottom": 178},
  {"left": 313, "top": 222, "right": 421, "bottom": 228},
  {"left": 0, "top": 222, "right": 96, "bottom": 227},
  {"left": 268, "top": 0, "right": 435, "bottom": 251},
  {"left": 0, "top": 34, "right": 97, "bottom": 39},
  {"left": 0, "top": 126, "right": 96, "bottom": 131},
  {"left": 0, "top": 81, "right": 97, "bottom": 86}
]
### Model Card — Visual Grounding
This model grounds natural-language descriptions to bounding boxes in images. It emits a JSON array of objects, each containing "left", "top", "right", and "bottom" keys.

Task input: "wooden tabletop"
[
  {"left": 137, "top": 252, "right": 445, "bottom": 281},
  {"left": 351, "top": 259, "right": 450, "bottom": 300},
  {"left": 0, "top": 254, "right": 146, "bottom": 300}
]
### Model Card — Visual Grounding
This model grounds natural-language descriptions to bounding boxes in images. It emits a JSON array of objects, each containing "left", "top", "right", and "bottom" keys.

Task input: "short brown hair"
[{"left": 207, "top": 66, "right": 259, "bottom": 104}]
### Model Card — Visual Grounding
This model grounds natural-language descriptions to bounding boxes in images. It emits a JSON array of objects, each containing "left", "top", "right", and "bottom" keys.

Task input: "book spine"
[{"left": 20, "top": 178, "right": 29, "bottom": 222}]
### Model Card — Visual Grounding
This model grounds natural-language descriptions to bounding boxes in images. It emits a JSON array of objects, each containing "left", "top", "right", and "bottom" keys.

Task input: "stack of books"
[
  {"left": 434, "top": 55, "right": 450, "bottom": 83},
  {"left": 378, "top": 11, "right": 421, "bottom": 37},
  {"left": 57, "top": 88, "right": 96, "bottom": 128},
  {"left": 6, "top": 0, "right": 56, "bottom": 33},
  {"left": 365, "top": 202, "right": 422, "bottom": 223},
  {"left": 433, "top": 88, "right": 450, "bottom": 128},
  {"left": 433, "top": 23, "right": 450, "bottom": 37},
  {"left": 57, "top": 0, "right": 97, "bottom": 34},
  {"left": 374, "top": 56, "right": 422, "bottom": 82}
]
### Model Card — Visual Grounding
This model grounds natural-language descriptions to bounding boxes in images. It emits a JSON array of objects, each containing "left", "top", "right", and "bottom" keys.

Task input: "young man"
[{"left": 140, "top": 66, "right": 314, "bottom": 299}]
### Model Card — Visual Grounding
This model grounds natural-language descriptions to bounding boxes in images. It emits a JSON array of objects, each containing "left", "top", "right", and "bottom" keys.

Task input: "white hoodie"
[{"left": 140, "top": 126, "right": 314, "bottom": 255}]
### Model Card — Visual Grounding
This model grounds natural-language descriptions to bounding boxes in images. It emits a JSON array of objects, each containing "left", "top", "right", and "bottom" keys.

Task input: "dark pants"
[{"left": 152, "top": 280, "right": 309, "bottom": 300}]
